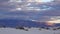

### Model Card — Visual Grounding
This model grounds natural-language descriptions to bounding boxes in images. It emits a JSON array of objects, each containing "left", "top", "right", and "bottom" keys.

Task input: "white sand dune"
[{"left": 0, "top": 28, "right": 60, "bottom": 34}]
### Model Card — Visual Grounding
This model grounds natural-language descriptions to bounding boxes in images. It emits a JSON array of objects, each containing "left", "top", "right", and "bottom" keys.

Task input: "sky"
[
  {"left": 0, "top": 0, "right": 60, "bottom": 23},
  {"left": 0, "top": 0, "right": 60, "bottom": 34}
]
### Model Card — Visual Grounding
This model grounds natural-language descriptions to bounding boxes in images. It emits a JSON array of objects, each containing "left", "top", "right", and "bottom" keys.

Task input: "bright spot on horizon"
[
  {"left": 47, "top": 19, "right": 60, "bottom": 23},
  {"left": 46, "top": 22, "right": 54, "bottom": 26},
  {"left": 46, "top": 19, "right": 60, "bottom": 26},
  {"left": 46, "top": 16, "right": 60, "bottom": 26}
]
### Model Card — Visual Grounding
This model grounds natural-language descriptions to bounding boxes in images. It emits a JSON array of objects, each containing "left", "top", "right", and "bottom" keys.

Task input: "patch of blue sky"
[{"left": 39, "top": 0, "right": 54, "bottom": 2}]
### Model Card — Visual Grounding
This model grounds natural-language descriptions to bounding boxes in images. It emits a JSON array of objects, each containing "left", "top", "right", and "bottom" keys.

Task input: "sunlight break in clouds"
[
  {"left": 8, "top": 0, "right": 54, "bottom": 12},
  {"left": 47, "top": 17, "right": 60, "bottom": 23},
  {"left": 9, "top": 0, "right": 54, "bottom": 2},
  {"left": 45, "top": 16, "right": 60, "bottom": 26},
  {"left": 34, "top": 0, "right": 54, "bottom": 2}
]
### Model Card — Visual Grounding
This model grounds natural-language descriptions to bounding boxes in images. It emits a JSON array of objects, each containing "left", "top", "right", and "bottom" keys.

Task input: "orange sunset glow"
[{"left": 46, "top": 18, "right": 60, "bottom": 26}]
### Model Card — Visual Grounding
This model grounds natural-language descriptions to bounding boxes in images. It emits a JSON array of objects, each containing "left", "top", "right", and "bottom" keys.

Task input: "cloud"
[
  {"left": 0, "top": 0, "right": 60, "bottom": 12},
  {"left": 41, "top": 9, "right": 60, "bottom": 16},
  {"left": 0, "top": 0, "right": 60, "bottom": 21}
]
